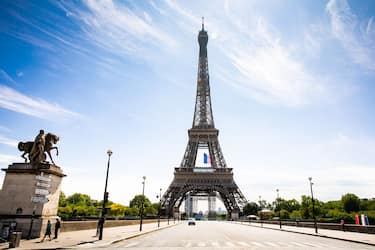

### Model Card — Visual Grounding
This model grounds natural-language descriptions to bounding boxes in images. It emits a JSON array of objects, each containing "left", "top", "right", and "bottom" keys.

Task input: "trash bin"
[{"left": 9, "top": 231, "right": 22, "bottom": 248}]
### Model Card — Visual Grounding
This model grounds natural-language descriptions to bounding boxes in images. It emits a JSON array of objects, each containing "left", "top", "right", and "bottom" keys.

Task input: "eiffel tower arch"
[{"left": 161, "top": 20, "right": 247, "bottom": 220}]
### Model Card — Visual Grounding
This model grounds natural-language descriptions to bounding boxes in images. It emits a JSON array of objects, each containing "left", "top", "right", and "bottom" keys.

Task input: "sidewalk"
[
  {"left": 0, "top": 220, "right": 180, "bottom": 249},
  {"left": 231, "top": 220, "right": 375, "bottom": 246}
]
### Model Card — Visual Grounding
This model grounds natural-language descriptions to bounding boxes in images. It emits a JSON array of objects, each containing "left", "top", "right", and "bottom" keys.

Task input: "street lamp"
[
  {"left": 259, "top": 195, "right": 263, "bottom": 227},
  {"left": 308, "top": 177, "right": 318, "bottom": 234},
  {"left": 139, "top": 176, "right": 146, "bottom": 231},
  {"left": 98, "top": 149, "right": 112, "bottom": 240},
  {"left": 156, "top": 188, "right": 162, "bottom": 228},
  {"left": 276, "top": 189, "right": 282, "bottom": 229},
  {"left": 27, "top": 206, "right": 36, "bottom": 239}
]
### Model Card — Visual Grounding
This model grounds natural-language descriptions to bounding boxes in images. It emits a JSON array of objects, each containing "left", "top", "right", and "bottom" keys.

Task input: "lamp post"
[
  {"left": 259, "top": 195, "right": 263, "bottom": 227},
  {"left": 276, "top": 189, "right": 282, "bottom": 229},
  {"left": 156, "top": 188, "right": 162, "bottom": 228},
  {"left": 308, "top": 177, "right": 318, "bottom": 234},
  {"left": 98, "top": 149, "right": 112, "bottom": 240},
  {"left": 139, "top": 176, "right": 146, "bottom": 231},
  {"left": 27, "top": 206, "right": 36, "bottom": 239}
]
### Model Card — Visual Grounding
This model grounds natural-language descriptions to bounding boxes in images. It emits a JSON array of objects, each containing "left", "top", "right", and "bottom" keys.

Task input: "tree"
[
  {"left": 124, "top": 206, "right": 139, "bottom": 216},
  {"left": 282, "top": 199, "right": 301, "bottom": 212},
  {"left": 108, "top": 203, "right": 126, "bottom": 217},
  {"left": 129, "top": 195, "right": 152, "bottom": 209},
  {"left": 243, "top": 202, "right": 259, "bottom": 215},
  {"left": 341, "top": 193, "right": 360, "bottom": 213},
  {"left": 59, "top": 192, "right": 67, "bottom": 207},
  {"left": 66, "top": 193, "right": 93, "bottom": 206}
]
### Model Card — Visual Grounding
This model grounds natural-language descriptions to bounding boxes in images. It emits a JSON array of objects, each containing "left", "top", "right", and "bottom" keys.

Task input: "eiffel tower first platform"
[{"left": 161, "top": 21, "right": 247, "bottom": 219}]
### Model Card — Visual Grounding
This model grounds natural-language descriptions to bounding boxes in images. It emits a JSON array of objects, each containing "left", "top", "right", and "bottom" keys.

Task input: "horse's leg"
[
  {"left": 21, "top": 152, "right": 27, "bottom": 163},
  {"left": 51, "top": 146, "right": 59, "bottom": 156},
  {"left": 47, "top": 150, "right": 55, "bottom": 165}
]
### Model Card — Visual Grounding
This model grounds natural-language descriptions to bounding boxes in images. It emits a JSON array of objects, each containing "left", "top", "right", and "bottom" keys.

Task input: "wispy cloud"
[
  {"left": 225, "top": 18, "right": 326, "bottom": 106},
  {"left": 58, "top": 0, "right": 176, "bottom": 59},
  {"left": 0, "top": 69, "right": 17, "bottom": 85},
  {"left": 164, "top": 1, "right": 328, "bottom": 107},
  {"left": 0, "top": 153, "right": 19, "bottom": 164},
  {"left": 326, "top": 0, "right": 375, "bottom": 70},
  {"left": 0, "top": 135, "right": 18, "bottom": 147},
  {"left": 0, "top": 84, "right": 79, "bottom": 120}
]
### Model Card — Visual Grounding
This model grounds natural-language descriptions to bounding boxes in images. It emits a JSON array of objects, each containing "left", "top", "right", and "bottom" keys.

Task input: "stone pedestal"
[{"left": 0, "top": 163, "right": 66, "bottom": 239}]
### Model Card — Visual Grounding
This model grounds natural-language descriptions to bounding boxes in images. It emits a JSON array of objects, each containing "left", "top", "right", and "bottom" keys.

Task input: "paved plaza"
[{"left": 1, "top": 220, "right": 374, "bottom": 249}]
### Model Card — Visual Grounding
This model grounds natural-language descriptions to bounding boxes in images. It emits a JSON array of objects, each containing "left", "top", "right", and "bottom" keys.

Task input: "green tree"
[
  {"left": 243, "top": 202, "right": 259, "bottom": 215},
  {"left": 282, "top": 199, "right": 301, "bottom": 213},
  {"left": 300, "top": 195, "right": 322, "bottom": 219},
  {"left": 124, "top": 206, "right": 139, "bottom": 216},
  {"left": 129, "top": 195, "right": 152, "bottom": 209},
  {"left": 66, "top": 193, "right": 93, "bottom": 206},
  {"left": 59, "top": 192, "right": 67, "bottom": 207},
  {"left": 341, "top": 193, "right": 360, "bottom": 213}
]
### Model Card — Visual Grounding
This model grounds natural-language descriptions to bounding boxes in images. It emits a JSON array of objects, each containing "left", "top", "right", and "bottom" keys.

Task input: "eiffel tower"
[{"left": 161, "top": 20, "right": 247, "bottom": 219}]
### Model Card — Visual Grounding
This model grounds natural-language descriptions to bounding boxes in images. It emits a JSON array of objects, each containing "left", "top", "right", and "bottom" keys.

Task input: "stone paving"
[
  {"left": 231, "top": 220, "right": 375, "bottom": 246},
  {"left": 0, "top": 220, "right": 179, "bottom": 249},
  {"left": 1, "top": 220, "right": 374, "bottom": 249}
]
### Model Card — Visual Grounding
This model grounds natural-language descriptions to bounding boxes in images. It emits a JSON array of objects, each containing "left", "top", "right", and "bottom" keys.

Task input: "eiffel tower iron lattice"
[{"left": 161, "top": 21, "right": 247, "bottom": 220}]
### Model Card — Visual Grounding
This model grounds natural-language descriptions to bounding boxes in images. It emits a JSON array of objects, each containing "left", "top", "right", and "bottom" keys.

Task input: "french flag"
[{"left": 203, "top": 153, "right": 210, "bottom": 164}]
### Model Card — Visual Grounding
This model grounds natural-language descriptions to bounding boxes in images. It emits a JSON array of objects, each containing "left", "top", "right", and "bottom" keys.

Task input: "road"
[{"left": 109, "top": 221, "right": 374, "bottom": 249}]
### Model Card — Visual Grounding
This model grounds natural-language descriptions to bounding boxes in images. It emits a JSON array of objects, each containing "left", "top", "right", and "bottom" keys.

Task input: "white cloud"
[
  {"left": 0, "top": 69, "right": 17, "bottom": 85},
  {"left": 0, "top": 84, "right": 79, "bottom": 120},
  {"left": 0, "top": 135, "right": 18, "bottom": 147},
  {"left": 59, "top": 0, "right": 176, "bottom": 58},
  {"left": 326, "top": 0, "right": 375, "bottom": 70},
  {"left": 0, "top": 154, "right": 19, "bottom": 164},
  {"left": 162, "top": 2, "right": 330, "bottom": 107}
]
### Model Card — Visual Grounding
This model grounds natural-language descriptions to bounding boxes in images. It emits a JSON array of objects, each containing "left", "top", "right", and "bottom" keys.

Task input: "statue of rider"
[{"left": 29, "top": 129, "right": 46, "bottom": 165}]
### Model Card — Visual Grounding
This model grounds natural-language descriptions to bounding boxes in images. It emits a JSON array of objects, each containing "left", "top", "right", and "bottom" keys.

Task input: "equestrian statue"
[{"left": 18, "top": 129, "right": 59, "bottom": 166}]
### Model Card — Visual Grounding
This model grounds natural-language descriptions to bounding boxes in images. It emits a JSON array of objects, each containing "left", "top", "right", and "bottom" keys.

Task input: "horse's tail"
[{"left": 18, "top": 142, "right": 24, "bottom": 151}]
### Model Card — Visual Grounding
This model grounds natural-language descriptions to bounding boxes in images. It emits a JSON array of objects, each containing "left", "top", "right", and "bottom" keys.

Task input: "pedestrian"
[
  {"left": 40, "top": 220, "right": 52, "bottom": 242},
  {"left": 340, "top": 219, "right": 345, "bottom": 232},
  {"left": 54, "top": 218, "right": 61, "bottom": 239}
]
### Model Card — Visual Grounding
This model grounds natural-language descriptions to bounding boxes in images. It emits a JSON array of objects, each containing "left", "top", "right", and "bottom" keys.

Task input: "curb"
[
  {"left": 62, "top": 222, "right": 181, "bottom": 249},
  {"left": 110, "top": 222, "right": 180, "bottom": 245},
  {"left": 230, "top": 221, "right": 375, "bottom": 247}
]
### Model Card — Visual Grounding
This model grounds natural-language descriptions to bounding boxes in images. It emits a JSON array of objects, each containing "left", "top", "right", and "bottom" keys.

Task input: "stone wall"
[
  {"left": 241, "top": 219, "right": 375, "bottom": 234},
  {"left": 60, "top": 219, "right": 168, "bottom": 232}
]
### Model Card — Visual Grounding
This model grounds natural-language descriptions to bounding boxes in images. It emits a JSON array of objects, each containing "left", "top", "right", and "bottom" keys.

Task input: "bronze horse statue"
[{"left": 18, "top": 133, "right": 59, "bottom": 165}]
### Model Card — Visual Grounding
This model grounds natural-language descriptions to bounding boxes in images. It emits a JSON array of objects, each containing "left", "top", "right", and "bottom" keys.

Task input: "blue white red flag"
[{"left": 203, "top": 153, "right": 209, "bottom": 164}]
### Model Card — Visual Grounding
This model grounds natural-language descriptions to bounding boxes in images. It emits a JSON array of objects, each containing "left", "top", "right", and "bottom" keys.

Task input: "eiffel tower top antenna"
[{"left": 194, "top": 17, "right": 213, "bottom": 129}]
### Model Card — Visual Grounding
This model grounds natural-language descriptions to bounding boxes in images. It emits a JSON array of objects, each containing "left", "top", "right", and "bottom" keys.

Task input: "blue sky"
[{"left": 0, "top": 0, "right": 375, "bottom": 208}]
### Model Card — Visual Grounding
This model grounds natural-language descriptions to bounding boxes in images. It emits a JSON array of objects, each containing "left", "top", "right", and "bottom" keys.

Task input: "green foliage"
[
  {"left": 299, "top": 195, "right": 323, "bottom": 219},
  {"left": 108, "top": 203, "right": 126, "bottom": 217},
  {"left": 66, "top": 193, "right": 93, "bottom": 206},
  {"left": 325, "top": 209, "right": 355, "bottom": 223},
  {"left": 145, "top": 206, "right": 157, "bottom": 215},
  {"left": 128, "top": 194, "right": 157, "bottom": 216},
  {"left": 322, "top": 200, "right": 342, "bottom": 210},
  {"left": 360, "top": 199, "right": 375, "bottom": 211},
  {"left": 243, "top": 202, "right": 259, "bottom": 215},
  {"left": 58, "top": 192, "right": 114, "bottom": 220},
  {"left": 59, "top": 192, "right": 67, "bottom": 207},
  {"left": 282, "top": 199, "right": 301, "bottom": 212},
  {"left": 289, "top": 210, "right": 301, "bottom": 219},
  {"left": 341, "top": 193, "right": 360, "bottom": 213},
  {"left": 129, "top": 195, "right": 152, "bottom": 209},
  {"left": 124, "top": 206, "right": 139, "bottom": 216},
  {"left": 279, "top": 209, "right": 290, "bottom": 219}
]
